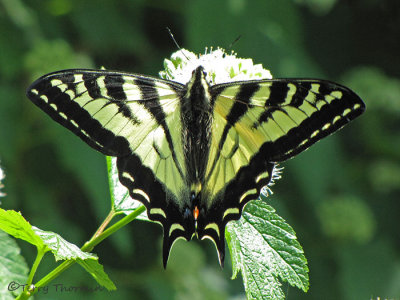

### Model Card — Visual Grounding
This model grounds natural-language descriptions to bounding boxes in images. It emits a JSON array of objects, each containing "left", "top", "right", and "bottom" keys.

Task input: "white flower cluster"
[
  {"left": 159, "top": 48, "right": 272, "bottom": 84},
  {"left": 0, "top": 162, "right": 5, "bottom": 198}
]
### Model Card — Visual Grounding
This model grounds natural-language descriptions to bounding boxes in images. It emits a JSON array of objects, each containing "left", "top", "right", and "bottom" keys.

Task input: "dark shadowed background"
[{"left": 0, "top": 0, "right": 399, "bottom": 299}]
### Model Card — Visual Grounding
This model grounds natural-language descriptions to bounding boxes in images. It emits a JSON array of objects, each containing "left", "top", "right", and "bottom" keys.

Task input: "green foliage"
[
  {"left": 0, "top": 209, "right": 45, "bottom": 248},
  {"left": 0, "top": 155, "right": 309, "bottom": 299},
  {"left": 316, "top": 195, "right": 376, "bottom": 244},
  {"left": 227, "top": 200, "right": 309, "bottom": 299},
  {"left": 0, "top": 0, "right": 399, "bottom": 299},
  {"left": 76, "top": 259, "right": 115, "bottom": 291},
  {"left": 0, "top": 231, "right": 29, "bottom": 299},
  {"left": 0, "top": 208, "right": 116, "bottom": 297},
  {"left": 25, "top": 39, "right": 93, "bottom": 80}
]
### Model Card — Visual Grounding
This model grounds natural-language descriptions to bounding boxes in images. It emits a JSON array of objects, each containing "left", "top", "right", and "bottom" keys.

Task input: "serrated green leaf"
[
  {"left": 107, "top": 156, "right": 148, "bottom": 220},
  {"left": 32, "top": 227, "right": 97, "bottom": 261},
  {"left": 77, "top": 258, "right": 116, "bottom": 291},
  {"left": 226, "top": 200, "right": 309, "bottom": 300},
  {"left": 0, "top": 230, "right": 29, "bottom": 299},
  {"left": 0, "top": 209, "right": 114, "bottom": 290},
  {"left": 0, "top": 208, "right": 46, "bottom": 250}
]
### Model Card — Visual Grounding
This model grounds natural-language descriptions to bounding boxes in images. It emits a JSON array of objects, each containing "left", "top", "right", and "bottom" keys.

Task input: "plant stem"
[
  {"left": 26, "top": 247, "right": 46, "bottom": 287},
  {"left": 82, "top": 205, "right": 146, "bottom": 252},
  {"left": 91, "top": 210, "right": 116, "bottom": 239},
  {"left": 18, "top": 205, "right": 146, "bottom": 299},
  {"left": 16, "top": 247, "right": 47, "bottom": 300}
]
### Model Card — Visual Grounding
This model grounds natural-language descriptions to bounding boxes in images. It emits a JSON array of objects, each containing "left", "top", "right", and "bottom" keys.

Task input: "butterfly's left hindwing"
[{"left": 27, "top": 70, "right": 197, "bottom": 266}]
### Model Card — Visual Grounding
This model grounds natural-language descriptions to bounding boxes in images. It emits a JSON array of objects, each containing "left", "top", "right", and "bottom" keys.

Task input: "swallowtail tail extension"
[{"left": 27, "top": 57, "right": 365, "bottom": 267}]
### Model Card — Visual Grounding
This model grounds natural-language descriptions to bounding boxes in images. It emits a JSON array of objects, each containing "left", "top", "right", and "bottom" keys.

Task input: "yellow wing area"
[
  {"left": 205, "top": 81, "right": 359, "bottom": 201},
  {"left": 121, "top": 81, "right": 186, "bottom": 198},
  {"left": 40, "top": 72, "right": 187, "bottom": 199}
]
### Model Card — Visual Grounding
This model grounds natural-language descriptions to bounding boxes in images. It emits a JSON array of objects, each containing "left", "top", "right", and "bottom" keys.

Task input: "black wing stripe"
[
  {"left": 28, "top": 72, "right": 133, "bottom": 156},
  {"left": 105, "top": 74, "right": 127, "bottom": 101},
  {"left": 102, "top": 75, "right": 141, "bottom": 125},
  {"left": 58, "top": 72, "right": 78, "bottom": 93},
  {"left": 83, "top": 73, "right": 103, "bottom": 99},
  {"left": 135, "top": 78, "right": 184, "bottom": 178},
  {"left": 267, "top": 81, "right": 290, "bottom": 106},
  {"left": 290, "top": 82, "right": 311, "bottom": 107},
  {"left": 269, "top": 91, "right": 365, "bottom": 161}
]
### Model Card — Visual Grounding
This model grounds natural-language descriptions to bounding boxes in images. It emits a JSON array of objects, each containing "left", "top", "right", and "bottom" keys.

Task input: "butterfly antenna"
[
  {"left": 166, "top": 27, "right": 189, "bottom": 61},
  {"left": 228, "top": 35, "right": 242, "bottom": 51}
]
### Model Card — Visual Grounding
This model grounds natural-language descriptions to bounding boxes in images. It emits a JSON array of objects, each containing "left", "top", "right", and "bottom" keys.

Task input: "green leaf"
[
  {"left": 0, "top": 230, "right": 29, "bottom": 299},
  {"left": 107, "top": 156, "right": 148, "bottom": 220},
  {"left": 32, "top": 227, "right": 97, "bottom": 261},
  {"left": 226, "top": 200, "right": 309, "bottom": 300},
  {"left": 0, "top": 208, "right": 46, "bottom": 250},
  {"left": 0, "top": 208, "right": 115, "bottom": 290},
  {"left": 77, "top": 258, "right": 116, "bottom": 291},
  {"left": 31, "top": 226, "right": 117, "bottom": 290},
  {"left": 0, "top": 208, "right": 97, "bottom": 260}
]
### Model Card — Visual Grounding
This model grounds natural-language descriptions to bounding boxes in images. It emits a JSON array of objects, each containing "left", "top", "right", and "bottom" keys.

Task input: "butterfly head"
[
  {"left": 186, "top": 65, "right": 211, "bottom": 93},
  {"left": 191, "top": 65, "right": 207, "bottom": 78}
]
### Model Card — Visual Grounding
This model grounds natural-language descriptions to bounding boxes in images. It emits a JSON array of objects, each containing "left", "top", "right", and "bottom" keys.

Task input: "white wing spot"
[
  {"left": 150, "top": 208, "right": 166, "bottom": 218},
  {"left": 71, "top": 120, "right": 79, "bottom": 128},
  {"left": 256, "top": 171, "right": 270, "bottom": 184},
  {"left": 311, "top": 83, "right": 320, "bottom": 93},
  {"left": 239, "top": 188, "right": 257, "bottom": 203},
  {"left": 122, "top": 171, "right": 135, "bottom": 182},
  {"left": 74, "top": 74, "right": 84, "bottom": 83},
  {"left": 50, "top": 103, "right": 57, "bottom": 110},
  {"left": 331, "top": 90, "right": 343, "bottom": 99},
  {"left": 310, "top": 130, "right": 320, "bottom": 138},
  {"left": 81, "top": 130, "right": 91, "bottom": 138},
  {"left": 31, "top": 89, "right": 39, "bottom": 95},
  {"left": 204, "top": 223, "right": 220, "bottom": 237},
  {"left": 299, "top": 139, "right": 308, "bottom": 146},
  {"left": 332, "top": 115, "right": 341, "bottom": 124},
  {"left": 322, "top": 123, "right": 331, "bottom": 130},
  {"left": 40, "top": 95, "right": 49, "bottom": 103},
  {"left": 342, "top": 108, "right": 352, "bottom": 116},
  {"left": 223, "top": 208, "right": 240, "bottom": 220},
  {"left": 50, "top": 79, "right": 63, "bottom": 87},
  {"left": 169, "top": 223, "right": 185, "bottom": 236},
  {"left": 133, "top": 189, "right": 150, "bottom": 203}
]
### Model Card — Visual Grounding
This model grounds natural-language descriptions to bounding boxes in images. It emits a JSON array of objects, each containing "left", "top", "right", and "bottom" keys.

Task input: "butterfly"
[{"left": 27, "top": 64, "right": 365, "bottom": 267}]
